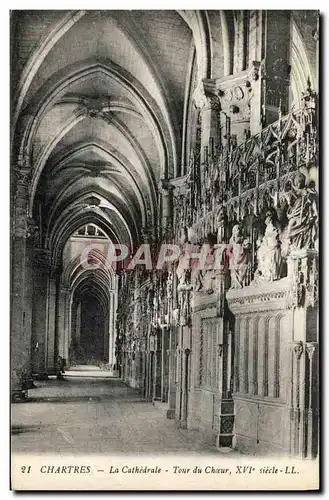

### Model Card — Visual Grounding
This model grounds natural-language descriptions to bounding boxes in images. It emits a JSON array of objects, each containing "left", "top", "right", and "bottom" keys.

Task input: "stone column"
[
  {"left": 154, "top": 328, "right": 162, "bottom": 400},
  {"left": 233, "top": 11, "right": 248, "bottom": 74},
  {"left": 160, "top": 327, "right": 166, "bottom": 401},
  {"left": 175, "top": 330, "right": 183, "bottom": 424},
  {"left": 56, "top": 286, "right": 71, "bottom": 363},
  {"left": 75, "top": 301, "right": 81, "bottom": 342},
  {"left": 291, "top": 341, "right": 304, "bottom": 457},
  {"left": 108, "top": 294, "right": 113, "bottom": 369},
  {"left": 159, "top": 180, "right": 173, "bottom": 237},
  {"left": 111, "top": 292, "right": 117, "bottom": 370},
  {"left": 24, "top": 229, "right": 34, "bottom": 375},
  {"left": 46, "top": 268, "right": 57, "bottom": 373},
  {"left": 11, "top": 167, "right": 32, "bottom": 391},
  {"left": 193, "top": 82, "right": 221, "bottom": 162},
  {"left": 176, "top": 326, "right": 191, "bottom": 429},
  {"left": 227, "top": 329, "right": 233, "bottom": 397},
  {"left": 215, "top": 269, "right": 228, "bottom": 397},
  {"left": 166, "top": 325, "right": 177, "bottom": 419},
  {"left": 247, "top": 11, "right": 263, "bottom": 136},
  {"left": 305, "top": 342, "right": 318, "bottom": 458},
  {"left": 31, "top": 249, "right": 52, "bottom": 376},
  {"left": 260, "top": 11, "right": 291, "bottom": 125},
  {"left": 111, "top": 279, "right": 119, "bottom": 373}
]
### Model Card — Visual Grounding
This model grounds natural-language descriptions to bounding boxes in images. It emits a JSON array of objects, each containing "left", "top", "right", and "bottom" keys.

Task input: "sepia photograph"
[{"left": 10, "top": 8, "right": 320, "bottom": 491}]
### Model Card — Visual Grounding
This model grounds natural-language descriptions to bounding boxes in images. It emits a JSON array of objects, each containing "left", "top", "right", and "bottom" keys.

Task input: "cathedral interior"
[{"left": 11, "top": 10, "right": 319, "bottom": 458}]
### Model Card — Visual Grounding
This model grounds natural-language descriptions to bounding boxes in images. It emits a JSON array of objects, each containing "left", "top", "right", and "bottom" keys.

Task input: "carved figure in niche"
[
  {"left": 176, "top": 236, "right": 192, "bottom": 325},
  {"left": 254, "top": 212, "right": 283, "bottom": 282},
  {"left": 225, "top": 224, "right": 251, "bottom": 289},
  {"left": 286, "top": 173, "right": 318, "bottom": 250},
  {"left": 193, "top": 269, "right": 203, "bottom": 292},
  {"left": 176, "top": 265, "right": 192, "bottom": 326},
  {"left": 192, "top": 242, "right": 217, "bottom": 294}
]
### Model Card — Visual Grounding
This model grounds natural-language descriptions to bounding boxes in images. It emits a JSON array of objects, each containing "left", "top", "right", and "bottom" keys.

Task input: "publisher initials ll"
[{"left": 285, "top": 466, "right": 298, "bottom": 474}]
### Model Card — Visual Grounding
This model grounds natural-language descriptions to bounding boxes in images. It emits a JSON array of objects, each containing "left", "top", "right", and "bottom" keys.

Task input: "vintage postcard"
[{"left": 10, "top": 9, "right": 319, "bottom": 491}]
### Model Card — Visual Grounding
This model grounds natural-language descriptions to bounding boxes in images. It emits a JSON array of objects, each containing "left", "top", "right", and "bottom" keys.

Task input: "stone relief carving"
[
  {"left": 192, "top": 243, "right": 217, "bottom": 295},
  {"left": 14, "top": 167, "right": 31, "bottom": 189},
  {"left": 193, "top": 82, "right": 221, "bottom": 111},
  {"left": 286, "top": 173, "right": 318, "bottom": 251},
  {"left": 17, "top": 145, "right": 31, "bottom": 171},
  {"left": 224, "top": 225, "right": 252, "bottom": 289},
  {"left": 115, "top": 85, "right": 318, "bottom": 366},
  {"left": 80, "top": 96, "right": 112, "bottom": 123},
  {"left": 286, "top": 248, "right": 318, "bottom": 309},
  {"left": 293, "top": 341, "right": 303, "bottom": 360},
  {"left": 254, "top": 212, "right": 283, "bottom": 283},
  {"left": 176, "top": 233, "right": 193, "bottom": 325},
  {"left": 248, "top": 61, "right": 260, "bottom": 82}
]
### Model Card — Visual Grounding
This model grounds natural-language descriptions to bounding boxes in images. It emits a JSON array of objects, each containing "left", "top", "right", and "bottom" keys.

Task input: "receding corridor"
[
  {"left": 10, "top": 10, "right": 319, "bottom": 464},
  {"left": 11, "top": 376, "right": 222, "bottom": 456}
]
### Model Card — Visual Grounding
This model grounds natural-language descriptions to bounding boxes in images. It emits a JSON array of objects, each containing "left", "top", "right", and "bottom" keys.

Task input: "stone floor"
[{"left": 11, "top": 375, "right": 228, "bottom": 456}]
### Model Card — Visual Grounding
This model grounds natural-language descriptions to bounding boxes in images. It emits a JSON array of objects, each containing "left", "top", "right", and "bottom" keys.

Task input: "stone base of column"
[
  {"left": 33, "top": 372, "right": 49, "bottom": 381},
  {"left": 11, "top": 389, "right": 28, "bottom": 403},
  {"left": 166, "top": 409, "right": 175, "bottom": 419},
  {"left": 176, "top": 419, "right": 187, "bottom": 429},
  {"left": 166, "top": 390, "right": 176, "bottom": 419},
  {"left": 22, "top": 376, "right": 37, "bottom": 390}
]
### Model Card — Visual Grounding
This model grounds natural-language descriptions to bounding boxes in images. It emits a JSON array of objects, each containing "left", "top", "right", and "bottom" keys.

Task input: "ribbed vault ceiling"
[{"left": 12, "top": 10, "right": 195, "bottom": 260}]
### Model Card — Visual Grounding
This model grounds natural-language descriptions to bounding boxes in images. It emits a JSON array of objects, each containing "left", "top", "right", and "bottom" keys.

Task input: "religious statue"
[
  {"left": 197, "top": 242, "right": 219, "bottom": 294},
  {"left": 176, "top": 264, "right": 192, "bottom": 326},
  {"left": 176, "top": 231, "right": 193, "bottom": 325},
  {"left": 286, "top": 173, "right": 318, "bottom": 251},
  {"left": 254, "top": 213, "right": 283, "bottom": 282},
  {"left": 224, "top": 224, "right": 251, "bottom": 289}
]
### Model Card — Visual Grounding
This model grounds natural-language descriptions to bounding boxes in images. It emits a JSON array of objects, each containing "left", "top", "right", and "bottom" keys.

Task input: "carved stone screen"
[{"left": 200, "top": 317, "right": 219, "bottom": 391}]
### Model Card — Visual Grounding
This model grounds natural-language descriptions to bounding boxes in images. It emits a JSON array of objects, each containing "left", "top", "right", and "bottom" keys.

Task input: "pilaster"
[
  {"left": 193, "top": 81, "right": 221, "bottom": 162},
  {"left": 260, "top": 11, "right": 291, "bottom": 125},
  {"left": 56, "top": 285, "right": 71, "bottom": 362},
  {"left": 166, "top": 325, "right": 177, "bottom": 419},
  {"left": 11, "top": 165, "right": 33, "bottom": 391},
  {"left": 159, "top": 179, "right": 173, "bottom": 238},
  {"left": 31, "top": 249, "right": 52, "bottom": 375}
]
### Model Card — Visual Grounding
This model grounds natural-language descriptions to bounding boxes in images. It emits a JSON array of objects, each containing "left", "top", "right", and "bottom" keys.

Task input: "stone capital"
[
  {"left": 293, "top": 341, "right": 303, "bottom": 360},
  {"left": 306, "top": 342, "right": 317, "bottom": 361},
  {"left": 60, "top": 285, "right": 71, "bottom": 295},
  {"left": 247, "top": 61, "right": 261, "bottom": 82},
  {"left": 158, "top": 178, "right": 174, "bottom": 195},
  {"left": 193, "top": 80, "right": 221, "bottom": 111},
  {"left": 14, "top": 168, "right": 30, "bottom": 188},
  {"left": 33, "top": 248, "right": 51, "bottom": 270}
]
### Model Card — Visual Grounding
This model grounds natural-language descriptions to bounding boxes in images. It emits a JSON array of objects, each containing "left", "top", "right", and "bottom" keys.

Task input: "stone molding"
[{"left": 226, "top": 277, "right": 291, "bottom": 314}]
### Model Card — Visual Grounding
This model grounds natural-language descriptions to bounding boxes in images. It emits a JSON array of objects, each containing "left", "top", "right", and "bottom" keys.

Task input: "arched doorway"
[
  {"left": 57, "top": 238, "right": 118, "bottom": 372},
  {"left": 70, "top": 288, "right": 108, "bottom": 366}
]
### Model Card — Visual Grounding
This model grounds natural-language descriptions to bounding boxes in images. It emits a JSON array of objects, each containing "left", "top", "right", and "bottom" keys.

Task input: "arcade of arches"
[{"left": 11, "top": 10, "right": 319, "bottom": 457}]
